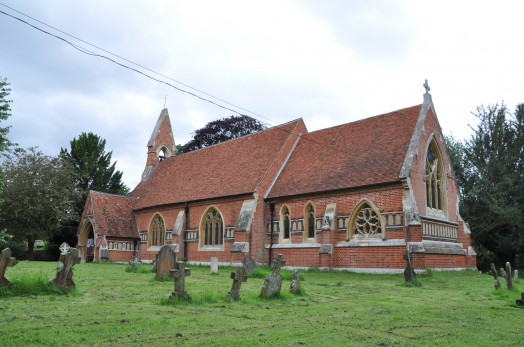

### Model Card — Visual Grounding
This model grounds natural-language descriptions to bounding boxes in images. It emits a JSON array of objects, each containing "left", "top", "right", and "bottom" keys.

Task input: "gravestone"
[
  {"left": 490, "top": 263, "right": 500, "bottom": 290},
  {"left": 516, "top": 292, "right": 524, "bottom": 307},
  {"left": 170, "top": 261, "right": 191, "bottom": 300},
  {"left": 128, "top": 255, "right": 142, "bottom": 267},
  {"left": 505, "top": 262, "right": 513, "bottom": 291},
  {"left": 260, "top": 254, "right": 285, "bottom": 298},
  {"left": 49, "top": 245, "right": 81, "bottom": 290},
  {"left": 210, "top": 257, "right": 219, "bottom": 274},
  {"left": 514, "top": 270, "right": 519, "bottom": 281},
  {"left": 289, "top": 269, "right": 301, "bottom": 294},
  {"left": 156, "top": 245, "right": 177, "bottom": 279},
  {"left": 403, "top": 250, "right": 417, "bottom": 284},
  {"left": 228, "top": 266, "right": 248, "bottom": 301},
  {"left": 0, "top": 248, "right": 18, "bottom": 288},
  {"left": 242, "top": 256, "right": 257, "bottom": 274}
]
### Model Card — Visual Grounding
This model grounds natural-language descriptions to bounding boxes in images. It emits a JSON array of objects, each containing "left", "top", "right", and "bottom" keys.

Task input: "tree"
[
  {"left": 58, "top": 132, "right": 129, "bottom": 246},
  {"left": 0, "top": 77, "right": 15, "bottom": 156},
  {"left": 447, "top": 103, "right": 524, "bottom": 270},
  {"left": 0, "top": 148, "right": 77, "bottom": 260},
  {"left": 178, "top": 115, "right": 267, "bottom": 154}
]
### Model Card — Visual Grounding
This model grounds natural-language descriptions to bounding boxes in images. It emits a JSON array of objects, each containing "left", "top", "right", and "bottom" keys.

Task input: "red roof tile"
[
  {"left": 131, "top": 119, "right": 305, "bottom": 210},
  {"left": 89, "top": 191, "right": 138, "bottom": 238},
  {"left": 267, "top": 105, "right": 422, "bottom": 198}
]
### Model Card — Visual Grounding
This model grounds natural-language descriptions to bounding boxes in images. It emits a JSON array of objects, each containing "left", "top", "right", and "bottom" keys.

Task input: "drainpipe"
[
  {"left": 184, "top": 202, "right": 189, "bottom": 261},
  {"left": 269, "top": 202, "right": 275, "bottom": 265}
]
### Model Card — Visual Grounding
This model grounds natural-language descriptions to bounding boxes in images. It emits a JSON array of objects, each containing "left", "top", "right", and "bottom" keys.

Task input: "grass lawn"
[{"left": 0, "top": 261, "right": 522, "bottom": 346}]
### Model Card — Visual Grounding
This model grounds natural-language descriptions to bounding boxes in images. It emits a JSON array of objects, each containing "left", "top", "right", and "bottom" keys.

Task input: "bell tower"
[{"left": 142, "top": 108, "right": 175, "bottom": 180}]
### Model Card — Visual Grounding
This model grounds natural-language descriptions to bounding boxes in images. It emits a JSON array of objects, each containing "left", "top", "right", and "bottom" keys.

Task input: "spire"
[{"left": 142, "top": 109, "right": 176, "bottom": 180}]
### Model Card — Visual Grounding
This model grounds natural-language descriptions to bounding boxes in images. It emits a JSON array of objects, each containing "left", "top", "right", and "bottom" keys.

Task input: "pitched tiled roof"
[
  {"left": 267, "top": 105, "right": 422, "bottom": 198},
  {"left": 89, "top": 191, "right": 139, "bottom": 238},
  {"left": 131, "top": 119, "right": 305, "bottom": 210}
]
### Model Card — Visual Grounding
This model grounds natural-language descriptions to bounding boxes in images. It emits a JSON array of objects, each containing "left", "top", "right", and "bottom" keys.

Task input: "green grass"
[{"left": 0, "top": 262, "right": 523, "bottom": 346}]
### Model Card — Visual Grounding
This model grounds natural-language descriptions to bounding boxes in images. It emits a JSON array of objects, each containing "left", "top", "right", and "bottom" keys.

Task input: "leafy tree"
[
  {"left": 0, "top": 76, "right": 15, "bottom": 156},
  {"left": 447, "top": 103, "right": 524, "bottom": 270},
  {"left": 0, "top": 148, "right": 77, "bottom": 260},
  {"left": 178, "top": 115, "right": 267, "bottom": 154},
  {"left": 58, "top": 132, "right": 129, "bottom": 247}
]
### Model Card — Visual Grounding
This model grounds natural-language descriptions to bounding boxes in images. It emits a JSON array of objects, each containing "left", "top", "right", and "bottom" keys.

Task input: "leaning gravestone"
[
  {"left": 490, "top": 263, "right": 501, "bottom": 290},
  {"left": 228, "top": 266, "right": 248, "bottom": 301},
  {"left": 49, "top": 243, "right": 81, "bottom": 290},
  {"left": 156, "top": 245, "right": 177, "bottom": 279},
  {"left": 170, "top": 261, "right": 191, "bottom": 300},
  {"left": 289, "top": 269, "right": 301, "bottom": 294},
  {"left": 260, "top": 254, "right": 285, "bottom": 298},
  {"left": 403, "top": 250, "right": 417, "bottom": 284},
  {"left": 210, "top": 257, "right": 219, "bottom": 274},
  {"left": 505, "top": 262, "right": 513, "bottom": 291},
  {"left": 0, "top": 248, "right": 18, "bottom": 288},
  {"left": 242, "top": 256, "right": 257, "bottom": 274}
]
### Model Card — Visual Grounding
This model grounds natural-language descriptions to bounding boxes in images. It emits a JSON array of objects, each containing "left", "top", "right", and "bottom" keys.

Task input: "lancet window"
[
  {"left": 425, "top": 140, "right": 445, "bottom": 211},
  {"left": 281, "top": 206, "right": 290, "bottom": 240},
  {"left": 304, "top": 204, "right": 315, "bottom": 240}
]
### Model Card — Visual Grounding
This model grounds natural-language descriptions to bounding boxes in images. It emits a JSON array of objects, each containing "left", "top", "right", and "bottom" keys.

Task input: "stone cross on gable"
[
  {"left": 49, "top": 247, "right": 81, "bottom": 290},
  {"left": 170, "top": 261, "right": 191, "bottom": 300},
  {"left": 0, "top": 248, "right": 18, "bottom": 288},
  {"left": 423, "top": 79, "right": 431, "bottom": 93},
  {"left": 228, "top": 266, "right": 248, "bottom": 301}
]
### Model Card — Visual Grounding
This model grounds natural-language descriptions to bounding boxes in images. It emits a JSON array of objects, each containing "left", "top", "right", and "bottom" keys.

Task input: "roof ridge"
[
  {"left": 304, "top": 104, "right": 422, "bottom": 137},
  {"left": 90, "top": 190, "right": 137, "bottom": 199},
  {"left": 174, "top": 117, "right": 304, "bottom": 157}
]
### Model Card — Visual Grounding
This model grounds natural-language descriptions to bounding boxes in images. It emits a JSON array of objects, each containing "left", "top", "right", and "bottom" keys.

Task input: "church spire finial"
[{"left": 423, "top": 79, "right": 430, "bottom": 93}]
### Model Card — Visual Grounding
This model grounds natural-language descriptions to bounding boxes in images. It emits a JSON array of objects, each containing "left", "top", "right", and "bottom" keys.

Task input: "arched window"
[
  {"left": 149, "top": 214, "right": 165, "bottom": 247},
  {"left": 159, "top": 146, "right": 168, "bottom": 162},
  {"left": 304, "top": 203, "right": 315, "bottom": 241},
  {"left": 425, "top": 140, "right": 445, "bottom": 211},
  {"left": 348, "top": 201, "right": 384, "bottom": 239},
  {"left": 281, "top": 206, "right": 290, "bottom": 240},
  {"left": 201, "top": 207, "right": 224, "bottom": 247}
]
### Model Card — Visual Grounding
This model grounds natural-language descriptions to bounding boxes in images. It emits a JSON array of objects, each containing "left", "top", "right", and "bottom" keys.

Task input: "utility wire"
[
  {"left": 0, "top": 2, "right": 279, "bottom": 126},
  {"left": 0, "top": 6, "right": 346, "bottom": 149}
]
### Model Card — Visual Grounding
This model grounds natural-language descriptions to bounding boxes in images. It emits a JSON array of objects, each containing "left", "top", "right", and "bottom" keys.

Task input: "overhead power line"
[{"left": 0, "top": 4, "right": 333, "bottom": 148}]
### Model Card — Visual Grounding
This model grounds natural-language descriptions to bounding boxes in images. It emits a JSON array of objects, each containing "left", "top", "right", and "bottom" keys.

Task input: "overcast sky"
[{"left": 1, "top": 0, "right": 523, "bottom": 189}]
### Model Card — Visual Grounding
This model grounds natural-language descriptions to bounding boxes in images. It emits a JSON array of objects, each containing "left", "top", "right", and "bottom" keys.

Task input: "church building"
[{"left": 77, "top": 84, "right": 477, "bottom": 272}]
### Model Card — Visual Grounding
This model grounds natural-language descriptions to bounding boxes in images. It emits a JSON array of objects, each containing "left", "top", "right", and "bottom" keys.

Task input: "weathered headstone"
[
  {"left": 506, "top": 262, "right": 513, "bottom": 291},
  {"left": 156, "top": 245, "right": 177, "bottom": 278},
  {"left": 128, "top": 255, "right": 142, "bottom": 267},
  {"left": 170, "top": 261, "right": 191, "bottom": 300},
  {"left": 242, "top": 256, "right": 257, "bottom": 274},
  {"left": 49, "top": 245, "right": 81, "bottom": 290},
  {"left": 490, "top": 263, "right": 500, "bottom": 290},
  {"left": 260, "top": 254, "right": 285, "bottom": 298},
  {"left": 210, "top": 257, "right": 219, "bottom": 274},
  {"left": 514, "top": 269, "right": 519, "bottom": 281},
  {"left": 228, "top": 266, "right": 248, "bottom": 301},
  {"left": 289, "top": 269, "right": 301, "bottom": 294},
  {"left": 500, "top": 267, "right": 507, "bottom": 288},
  {"left": 403, "top": 250, "right": 417, "bottom": 284},
  {"left": 0, "top": 248, "right": 18, "bottom": 288}
]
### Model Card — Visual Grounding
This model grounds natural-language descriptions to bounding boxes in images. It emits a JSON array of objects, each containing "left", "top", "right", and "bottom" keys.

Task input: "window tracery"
[
  {"left": 201, "top": 207, "right": 223, "bottom": 247},
  {"left": 425, "top": 140, "right": 444, "bottom": 211},
  {"left": 149, "top": 214, "right": 165, "bottom": 247}
]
